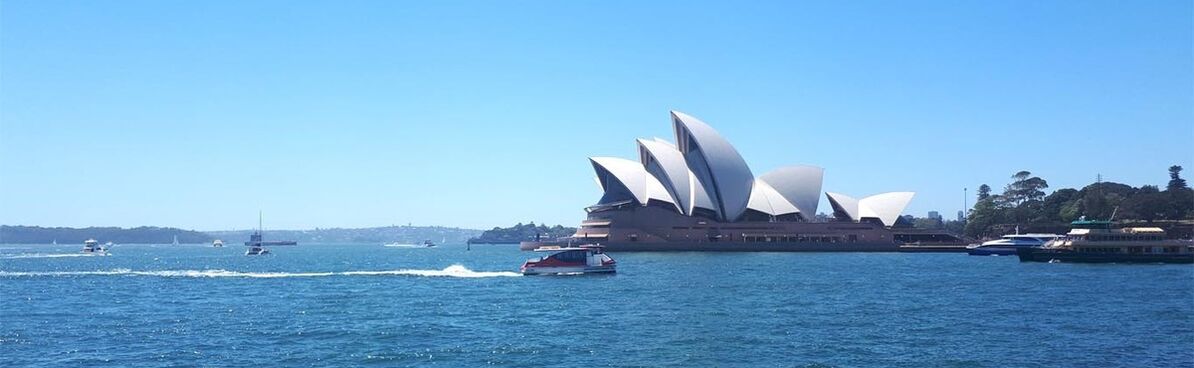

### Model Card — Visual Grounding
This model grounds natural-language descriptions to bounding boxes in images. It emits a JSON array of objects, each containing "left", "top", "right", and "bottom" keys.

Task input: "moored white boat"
[{"left": 967, "top": 233, "right": 1062, "bottom": 256}]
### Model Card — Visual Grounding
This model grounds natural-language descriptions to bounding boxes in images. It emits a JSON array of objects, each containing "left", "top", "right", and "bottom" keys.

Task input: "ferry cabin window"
[{"left": 552, "top": 251, "right": 586, "bottom": 262}]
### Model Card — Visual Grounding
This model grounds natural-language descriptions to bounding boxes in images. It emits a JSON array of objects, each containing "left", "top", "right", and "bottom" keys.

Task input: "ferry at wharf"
[{"left": 1017, "top": 218, "right": 1194, "bottom": 264}]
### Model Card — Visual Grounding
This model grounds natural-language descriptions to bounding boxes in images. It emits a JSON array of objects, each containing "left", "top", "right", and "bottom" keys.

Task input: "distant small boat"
[
  {"left": 245, "top": 245, "right": 270, "bottom": 255},
  {"left": 81, "top": 238, "right": 106, "bottom": 254},
  {"left": 213, "top": 239, "right": 224, "bottom": 247},
  {"left": 383, "top": 240, "right": 437, "bottom": 248},
  {"left": 52, "top": 239, "right": 57, "bottom": 245},
  {"left": 244, "top": 211, "right": 294, "bottom": 256},
  {"left": 172, "top": 235, "right": 180, "bottom": 246}
]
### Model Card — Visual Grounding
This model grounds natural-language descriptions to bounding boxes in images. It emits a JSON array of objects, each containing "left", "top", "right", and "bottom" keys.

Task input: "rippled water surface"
[{"left": 2, "top": 244, "right": 1191, "bottom": 367}]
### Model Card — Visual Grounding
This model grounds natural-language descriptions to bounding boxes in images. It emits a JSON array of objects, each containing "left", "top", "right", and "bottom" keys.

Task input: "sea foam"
[
  {"left": 0, "top": 253, "right": 108, "bottom": 259},
  {"left": 0, "top": 265, "right": 520, "bottom": 278}
]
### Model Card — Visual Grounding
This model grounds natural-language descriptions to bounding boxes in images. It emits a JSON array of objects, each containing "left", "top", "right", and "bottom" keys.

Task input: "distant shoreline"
[{"left": 0, "top": 225, "right": 482, "bottom": 245}]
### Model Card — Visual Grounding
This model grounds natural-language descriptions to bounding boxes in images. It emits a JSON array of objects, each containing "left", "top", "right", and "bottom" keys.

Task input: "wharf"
[{"left": 898, "top": 244, "right": 970, "bottom": 253}]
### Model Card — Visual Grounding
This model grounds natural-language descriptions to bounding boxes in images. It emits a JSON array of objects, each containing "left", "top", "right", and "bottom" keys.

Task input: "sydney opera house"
[{"left": 524, "top": 111, "right": 921, "bottom": 252}]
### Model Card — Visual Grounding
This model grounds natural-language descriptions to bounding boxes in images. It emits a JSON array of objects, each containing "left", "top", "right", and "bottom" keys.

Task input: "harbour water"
[{"left": 1, "top": 244, "right": 1191, "bottom": 367}]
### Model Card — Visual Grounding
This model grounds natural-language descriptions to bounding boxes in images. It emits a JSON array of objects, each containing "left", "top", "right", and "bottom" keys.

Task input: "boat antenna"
[{"left": 259, "top": 210, "right": 264, "bottom": 234}]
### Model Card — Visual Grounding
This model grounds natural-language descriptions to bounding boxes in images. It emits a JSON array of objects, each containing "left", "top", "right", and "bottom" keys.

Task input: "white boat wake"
[
  {"left": 0, "top": 265, "right": 520, "bottom": 278},
  {"left": 0, "top": 253, "right": 109, "bottom": 259}
]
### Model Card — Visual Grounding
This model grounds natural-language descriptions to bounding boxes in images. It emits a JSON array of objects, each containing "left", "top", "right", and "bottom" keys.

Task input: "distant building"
[
  {"left": 957, "top": 210, "right": 965, "bottom": 222},
  {"left": 928, "top": 211, "right": 941, "bottom": 220}
]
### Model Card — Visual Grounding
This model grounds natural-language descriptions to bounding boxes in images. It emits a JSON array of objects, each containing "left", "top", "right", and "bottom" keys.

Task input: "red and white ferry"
[{"left": 520, "top": 245, "right": 616, "bottom": 275}]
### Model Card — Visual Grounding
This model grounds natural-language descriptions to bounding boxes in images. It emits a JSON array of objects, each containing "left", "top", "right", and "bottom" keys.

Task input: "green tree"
[
  {"left": 1079, "top": 182, "right": 1135, "bottom": 220},
  {"left": 965, "top": 198, "right": 1003, "bottom": 238},
  {"left": 1003, "top": 171, "right": 1049, "bottom": 205},
  {"left": 1164, "top": 165, "right": 1193, "bottom": 219},
  {"left": 1041, "top": 188, "right": 1079, "bottom": 222},
  {"left": 1168, "top": 165, "right": 1187, "bottom": 192},
  {"left": 977, "top": 184, "right": 991, "bottom": 201},
  {"left": 1122, "top": 185, "right": 1167, "bottom": 222}
]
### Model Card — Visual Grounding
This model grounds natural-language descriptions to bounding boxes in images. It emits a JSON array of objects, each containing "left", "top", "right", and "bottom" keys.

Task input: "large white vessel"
[
  {"left": 1018, "top": 220, "right": 1193, "bottom": 263},
  {"left": 967, "top": 233, "right": 1062, "bottom": 256}
]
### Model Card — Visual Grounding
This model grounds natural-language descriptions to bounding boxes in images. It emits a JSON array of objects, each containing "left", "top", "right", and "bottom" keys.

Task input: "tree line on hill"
[
  {"left": 0, "top": 225, "right": 482, "bottom": 245},
  {"left": 468, "top": 222, "right": 577, "bottom": 244},
  {"left": 0, "top": 226, "right": 212, "bottom": 244},
  {"left": 963, "top": 165, "right": 1193, "bottom": 238},
  {"left": 205, "top": 226, "right": 480, "bottom": 244}
]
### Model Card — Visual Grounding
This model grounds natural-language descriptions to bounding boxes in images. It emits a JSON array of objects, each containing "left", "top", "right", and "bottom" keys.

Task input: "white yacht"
[
  {"left": 213, "top": 239, "right": 224, "bottom": 247},
  {"left": 968, "top": 233, "right": 1062, "bottom": 256},
  {"left": 245, "top": 245, "right": 270, "bottom": 255},
  {"left": 81, "top": 239, "right": 106, "bottom": 254}
]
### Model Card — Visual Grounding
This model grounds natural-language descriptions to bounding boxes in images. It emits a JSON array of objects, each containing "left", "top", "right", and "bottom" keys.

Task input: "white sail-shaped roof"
[
  {"left": 859, "top": 192, "right": 915, "bottom": 227},
  {"left": 687, "top": 170, "right": 716, "bottom": 213},
  {"left": 747, "top": 179, "right": 800, "bottom": 216},
  {"left": 590, "top": 157, "right": 680, "bottom": 211},
  {"left": 826, "top": 192, "right": 860, "bottom": 221},
  {"left": 672, "top": 111, "right": 754, "bottom": 222},
  {"left": 826, "top": 191, "right": 915, "bottom": 227},
  {"left": 638, "top": 138, "right": 697, "bottom": 215},
  {"left": 759, "top": 165, "right": 824, "bottom": 217}
]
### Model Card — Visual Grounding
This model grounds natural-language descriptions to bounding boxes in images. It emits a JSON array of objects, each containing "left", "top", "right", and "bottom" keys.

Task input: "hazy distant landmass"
[
  {"left": 1, "top": 225, "right": 482, "bottom": 245},
  {"left": 205, "top": 226, "right": 482, "bottom": 245},
  {"left": 0, "top": 226, "right": 213, "bottom": 244},
  {"left": 468, "top": 223, "right": 577, "bottom": 244}
]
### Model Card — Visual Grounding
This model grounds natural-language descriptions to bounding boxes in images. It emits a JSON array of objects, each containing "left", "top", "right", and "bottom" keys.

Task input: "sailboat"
[
  {"left": 172, "top": 235, "right": 180, "bottom": 246},
  {"left": 244, "top": 211, "right": 296, "bottom": 255}
]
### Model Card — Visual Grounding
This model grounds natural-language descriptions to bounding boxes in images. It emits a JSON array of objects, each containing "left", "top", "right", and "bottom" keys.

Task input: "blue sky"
[{"left": 1, "top": 1, "right": 1191, "bottom": 230}]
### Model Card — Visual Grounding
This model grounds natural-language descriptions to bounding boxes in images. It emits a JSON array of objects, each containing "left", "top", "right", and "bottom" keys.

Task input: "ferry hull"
[
  {"left": 599, "top": 241, "right": 899, "bottom": 252},
  {"left": 1016, "top": 248, "right": 1194, "bottom": 264},
  {"left": 968, "top": 247, "right": 1019, "bottom": 256},
  {"left": 520, "top": 240, "right": 898, "bottom": 252},
  {"left": 521, "top": 265, "right": 616, "bottom": 275}
]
